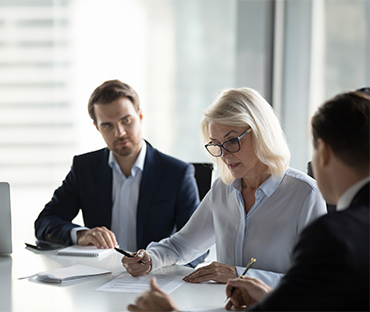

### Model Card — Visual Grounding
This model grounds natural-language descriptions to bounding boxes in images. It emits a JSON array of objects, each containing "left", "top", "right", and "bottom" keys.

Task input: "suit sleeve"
[
  {"left": 247, "top": 219, "right": 358, "bottom": 311},
  {"left": 174, "top": 163, "right": 200, "bottom": 230},
  {"left": 34, "top": 157, "right": 83, "bottom": 245}
]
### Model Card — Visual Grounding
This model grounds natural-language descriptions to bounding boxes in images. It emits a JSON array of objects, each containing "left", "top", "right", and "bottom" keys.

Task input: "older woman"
[{"left": 121, "top": 87, "right": 326, "bottom": 287}]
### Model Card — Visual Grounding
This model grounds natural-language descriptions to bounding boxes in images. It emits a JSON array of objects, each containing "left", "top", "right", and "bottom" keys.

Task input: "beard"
[
  {"left": 113, "top": 145, "right": 133, "bottom": 157},
  {"left": 111, "top": 137, "right": 141, "bottom": 158}
]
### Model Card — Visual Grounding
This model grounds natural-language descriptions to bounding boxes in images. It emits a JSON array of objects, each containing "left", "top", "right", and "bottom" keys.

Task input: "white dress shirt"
[
  {"left": 336, "top": 176, "right": 370, "bottom": 211},
  {"left": 70, "top": 141, "right": 147, "bottom": 249},
  {"left": 147, "top": 167, "right": 327, "bottom": 287},
  {"left": 109, "top": 141, "right": 146, "bottom": 251}
]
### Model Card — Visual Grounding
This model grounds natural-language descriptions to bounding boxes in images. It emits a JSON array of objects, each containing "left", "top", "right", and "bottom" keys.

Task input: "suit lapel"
[
  {"left": 95, "top": 148, "right": 113, "bottom": 228},
  {"left": 351, "top": 182, "right": 370, "bottom": 207},
  {"left": 136, "top": 143, "right": 163, "bottom": 247}
]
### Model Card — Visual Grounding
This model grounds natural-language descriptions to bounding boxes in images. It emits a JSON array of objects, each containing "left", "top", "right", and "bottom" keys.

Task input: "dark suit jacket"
[
  {"left": 35, "top": 142, "right": 200, "bottom": 251},
  {"left": 249, "top": 182, "right": 370, "bottom": 311}
]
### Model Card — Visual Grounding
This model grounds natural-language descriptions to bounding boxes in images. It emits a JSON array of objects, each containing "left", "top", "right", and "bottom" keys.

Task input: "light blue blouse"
[{"left": 147, "top": 167, "right": 327, "bottom": 287}]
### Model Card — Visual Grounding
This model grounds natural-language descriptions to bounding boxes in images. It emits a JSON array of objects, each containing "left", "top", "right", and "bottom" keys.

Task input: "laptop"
[{"left": 0, "top": 182, "right": 12, "bottom": 254}]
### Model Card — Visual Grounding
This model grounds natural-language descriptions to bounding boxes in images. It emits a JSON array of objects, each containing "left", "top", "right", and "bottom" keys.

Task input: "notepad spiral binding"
[
  {"left": 56, "top": 251, "right": 99, "bottom": 257},
  {"left": 36, "top": 277, "right": 63, "bottom": 284}
]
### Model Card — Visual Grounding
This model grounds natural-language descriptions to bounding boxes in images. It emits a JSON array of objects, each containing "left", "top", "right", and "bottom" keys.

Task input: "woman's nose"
[{"left": 221, "top": 148, "right": 232, "bottom": 160}]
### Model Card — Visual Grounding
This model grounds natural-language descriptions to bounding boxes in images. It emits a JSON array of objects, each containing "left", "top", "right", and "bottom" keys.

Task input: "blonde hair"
[{"left": 201, "top": 87, "right": 290, "bottom": 185}]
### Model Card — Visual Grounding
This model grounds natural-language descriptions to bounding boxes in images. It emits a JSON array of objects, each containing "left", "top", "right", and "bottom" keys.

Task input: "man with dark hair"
[
  {"left": 35, "top": 80, "right": 202, "bottom": 264},
  {"left": 126, "top": 89, "right": 369, "bottom": 311}
]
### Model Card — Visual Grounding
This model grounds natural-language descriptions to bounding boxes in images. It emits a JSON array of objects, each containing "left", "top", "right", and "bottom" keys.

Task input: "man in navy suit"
[
  {"left": 35, "top": 80, "right": 201, "bottom": 261},
  {"left": 126, "top": 89, "right": 369, "bottom": 311}
]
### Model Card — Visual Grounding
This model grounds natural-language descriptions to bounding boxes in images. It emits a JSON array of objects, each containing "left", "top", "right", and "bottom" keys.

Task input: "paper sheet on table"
[{"left": 95, "top": 273, "right": 184, "bottom": 294}]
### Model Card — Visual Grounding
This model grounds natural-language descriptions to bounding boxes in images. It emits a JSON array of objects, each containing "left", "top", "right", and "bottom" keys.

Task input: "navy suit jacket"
[
  {"left": 35, "top": 142, "right": 200, "bottom": 251},
  {"left": 249, "top": 182, "right": 369, "bottom": 311}
]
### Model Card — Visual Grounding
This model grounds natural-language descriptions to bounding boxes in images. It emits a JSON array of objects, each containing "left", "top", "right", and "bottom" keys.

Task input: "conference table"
[{"left": 0, "top": 241, "right": 227, "bottom": 312}]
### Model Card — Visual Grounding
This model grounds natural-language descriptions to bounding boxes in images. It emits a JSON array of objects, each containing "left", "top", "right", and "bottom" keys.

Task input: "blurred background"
[{"left": 0, "top": 0, "right": 369, "bottom": 241}]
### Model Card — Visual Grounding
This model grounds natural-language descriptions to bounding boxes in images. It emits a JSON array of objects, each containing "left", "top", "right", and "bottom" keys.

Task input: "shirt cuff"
[{"left": 70, "top": 227, "right": 89, "bottom": 244}]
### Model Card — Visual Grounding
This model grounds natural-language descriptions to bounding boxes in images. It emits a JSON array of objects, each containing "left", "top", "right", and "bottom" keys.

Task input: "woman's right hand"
[{"left": 121, "top": 249, "right": 152, "bottom": 276}]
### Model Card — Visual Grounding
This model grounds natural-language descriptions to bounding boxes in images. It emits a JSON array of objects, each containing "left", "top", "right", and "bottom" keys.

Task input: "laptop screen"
[{"left": 0, "top": 182, "right": 12, "bottom": 254}]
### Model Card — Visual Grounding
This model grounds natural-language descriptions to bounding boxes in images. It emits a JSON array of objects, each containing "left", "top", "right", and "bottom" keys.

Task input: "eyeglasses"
[{"left": 205, "top": 128, "right": 252, "bottom": 157}]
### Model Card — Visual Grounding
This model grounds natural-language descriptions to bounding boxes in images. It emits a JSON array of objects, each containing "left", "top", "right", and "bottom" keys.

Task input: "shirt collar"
[
  {"left": 108, "top": 140, "right": 147, "bottom": 177},
  {"left": 336, "top": 176, "right": 370, "bottom": 211},
  {"left": 230, "top": 171, "right": 285, "bottom": 196}
]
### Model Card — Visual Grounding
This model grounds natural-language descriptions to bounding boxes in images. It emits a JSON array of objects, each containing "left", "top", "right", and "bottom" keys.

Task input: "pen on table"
[
  {"left": 225, "top": 257, "right": 256, "bottom": 302},
  {"left": 25, "top": 242, "right": 42, "bottom": 251},
  {"left": 114, "top": 247, "right": 150, "bottom": 266}
]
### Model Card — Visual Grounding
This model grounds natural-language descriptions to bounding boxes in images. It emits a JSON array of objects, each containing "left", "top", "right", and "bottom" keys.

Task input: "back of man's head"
[{"left": 311, "top": 90, "right": 370, "bottom": 174}]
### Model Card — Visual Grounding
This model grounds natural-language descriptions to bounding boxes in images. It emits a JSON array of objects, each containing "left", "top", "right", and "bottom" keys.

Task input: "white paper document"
[{"left": 96, "top": 273, "right": 185, "bottom": 294}]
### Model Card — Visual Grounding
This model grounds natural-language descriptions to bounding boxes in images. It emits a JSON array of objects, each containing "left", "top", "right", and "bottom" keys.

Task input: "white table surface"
[{"left": 0, "top": 241, "right": 227, "bottom": 312}]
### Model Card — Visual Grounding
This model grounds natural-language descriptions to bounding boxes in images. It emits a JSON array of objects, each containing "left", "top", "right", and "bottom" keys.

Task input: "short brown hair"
[
  {"left": 311, "top": 90, "right": 370, "bottom": 171},
  {"left": 88, "top": 80, "right": 140, "bottom": 123}
]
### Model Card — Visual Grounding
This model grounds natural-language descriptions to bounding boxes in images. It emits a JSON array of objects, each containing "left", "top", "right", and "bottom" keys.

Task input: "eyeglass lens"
[{"left": 207, "top": 137, "right": 240, "bottom": 156}]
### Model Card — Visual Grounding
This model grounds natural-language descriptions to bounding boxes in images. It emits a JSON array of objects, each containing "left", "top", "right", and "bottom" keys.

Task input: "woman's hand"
[
  {"left": 183, "top": 261, "right": 238, "bottom": 284},
  {"left": 127, "top": 277, "right": 179, "bottom": 311},
  {"left": 225, "top": 276, "right": 273, "bottom": 310},
  {"left": 121, "top": 249, "right": 152, "bottom": 276}
]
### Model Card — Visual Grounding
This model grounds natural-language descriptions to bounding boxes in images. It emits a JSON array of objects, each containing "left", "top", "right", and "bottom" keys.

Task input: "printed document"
[{"left": 96, "top": 273, "right": 184, "bottom": 294}]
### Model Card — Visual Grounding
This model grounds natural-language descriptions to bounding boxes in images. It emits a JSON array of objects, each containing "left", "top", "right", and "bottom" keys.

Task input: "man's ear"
[
  {"left": 138, "top": 108, "right": 143, "bottom": 123},
  {"left": 317, "top": 139, "right": 331, "bottom": 167},
  {"left": 93, "top": 122, "right": 99, "bottom": 131}
]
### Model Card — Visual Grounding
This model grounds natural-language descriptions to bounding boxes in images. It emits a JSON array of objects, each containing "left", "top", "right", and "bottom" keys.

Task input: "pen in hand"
[
  {"left": 114, "top": 247, "right": 150, "bottom": 266},
  {"left": 225, "top": 257, "right": 256, "bottom": 302}
]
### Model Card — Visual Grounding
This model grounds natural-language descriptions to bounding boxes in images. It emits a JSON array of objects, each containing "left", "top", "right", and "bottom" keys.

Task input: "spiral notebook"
[
  {"left": 35, "top": 264, "right": 111, "bottom": 284},
  {"left": 55, "top": 245, "right": 113, "bottom": 257}
]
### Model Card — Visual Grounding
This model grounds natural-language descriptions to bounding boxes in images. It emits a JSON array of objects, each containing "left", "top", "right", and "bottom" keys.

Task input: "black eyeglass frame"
[{"left": 204, "top": 128, "right": 252, "bottom": 157}]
